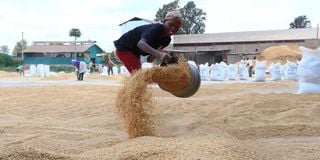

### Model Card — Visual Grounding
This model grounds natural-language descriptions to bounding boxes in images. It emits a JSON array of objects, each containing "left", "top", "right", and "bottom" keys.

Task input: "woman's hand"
[{"left": 159, "top": 52, "right": 172, "bottom": 63}]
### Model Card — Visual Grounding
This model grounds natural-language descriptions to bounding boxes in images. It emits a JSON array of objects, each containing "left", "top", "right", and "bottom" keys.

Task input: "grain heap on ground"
[{"left": 258, "top": 45, "right": 302, "bottom": 64}]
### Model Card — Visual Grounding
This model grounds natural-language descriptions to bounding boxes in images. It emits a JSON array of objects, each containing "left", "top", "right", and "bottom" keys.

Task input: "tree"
[
  {"left": 69, "top": 28, "right": 81, "bottom": 58},
  {"left": 0, "top": 53, "right": 14, "bottom": 67},
  {"left": 289, "top": 15, "right": 311, "bottom": 29},
  {"left": 12, "top": 40, "right": 28, "bottom": 57},
  {"left": 155, "top": 0, "right": 180, "bottom": 22},
  {"left": 155, "top": 0, "right": 206, "bottom": 34},
  {"left": 180, "top": 1, "right": 206, "bottom": 34},
  {"left": 0, "top": 45, "right": 9, "bottom": 54}
]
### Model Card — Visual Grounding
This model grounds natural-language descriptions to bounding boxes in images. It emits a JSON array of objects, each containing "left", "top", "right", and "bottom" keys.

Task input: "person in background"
[
  {"left": 89, "top": 61, "right": 94, "bottom": 73},
  {"left": 16, "top": 64, "right": 25, "bottom": 76},
  {"left": 113, "top": 10, "right": 183, "bottom": 74},
  {"left": 106, "top": 59, "right": 115, "bottom": 76},
  {"left": 252, "top": 56, "right": 257, "bottom": 75},
  {"left": 72, "top": 60, "right": 87, "bottom": 81},
  {"left": 247, "top": 57, "right": 253, "bottom": 77}
]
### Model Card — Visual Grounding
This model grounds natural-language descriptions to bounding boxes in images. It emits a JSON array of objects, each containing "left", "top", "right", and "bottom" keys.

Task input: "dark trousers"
[
  {"left": 77, "top": 72, "right": 84, "bottom": 80},
  {"left": 107, "top": 67, "right": 113, "bottom": 75},
  {"left": 248, "top": 66, "right": 253, "bottom": 77}
]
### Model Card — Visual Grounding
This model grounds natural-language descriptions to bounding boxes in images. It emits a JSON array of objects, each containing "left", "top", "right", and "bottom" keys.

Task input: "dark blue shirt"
[{"left": 114, "top": 23, "right": 171, "bottom": 56}]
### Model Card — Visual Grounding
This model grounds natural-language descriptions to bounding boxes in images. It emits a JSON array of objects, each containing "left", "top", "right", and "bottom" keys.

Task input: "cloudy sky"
[{"left": 1, "top": 0, "right": 319, "bottom": 53}]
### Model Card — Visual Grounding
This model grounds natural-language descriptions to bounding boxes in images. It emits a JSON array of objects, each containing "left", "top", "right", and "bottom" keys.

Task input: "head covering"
[
  {"left": 71, "top": 59, "right": 80, "bottom": 69},
  {"left": 164, "top": 10, "right": 183, "bottom": 23}
]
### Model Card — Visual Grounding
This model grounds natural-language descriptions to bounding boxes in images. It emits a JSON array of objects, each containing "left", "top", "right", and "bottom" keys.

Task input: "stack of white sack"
[
  {"left": 227, "top": 64, "right": 238, "bottom": 80},
  {"left": 283, "top": 60, "right": 298, "bottom": 81},
  {"left": 238, "top": 62, "right": 249, "bottom": 80},
  {"left": 297, "top": 47, "right": 320, "bottom": 94},
  {"left": 199, "top": 63, "right": 210, "bottom": 81},
  {"left": 269, "top": 63, "right": 282, "bottom": 81},
  {"left": 210, "top": 62, "right": 227, "bottom": 81},
  {"left": 254, "top": 60, "right": 267, "bottom": 82}
]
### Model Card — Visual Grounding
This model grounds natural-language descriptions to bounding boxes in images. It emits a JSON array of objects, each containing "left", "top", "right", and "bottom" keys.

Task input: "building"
[
  {"left": 119, "top": 17, "right": 156, "bottom": 34},
  {"left": 171, "top": 28, "right": 320, "bottom": 65},
  {"left": 23, "top": 41, "right": 105, "bottom": 65}
]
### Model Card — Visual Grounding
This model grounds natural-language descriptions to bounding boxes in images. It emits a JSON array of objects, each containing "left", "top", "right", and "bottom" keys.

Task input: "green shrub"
[
  {"left": 0, "top": 66, "right": 16, "bottom": 72},
  {"left": 0, "top": 53, "right": 14, "bottom": 67}
]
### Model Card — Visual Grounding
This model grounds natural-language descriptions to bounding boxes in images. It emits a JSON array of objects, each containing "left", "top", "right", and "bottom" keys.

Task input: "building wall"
[
  {"left": 305, "top": 39, "right": 320, "bottom": 49},
  {"left": 24, "top": 57, "right": 85, "bottom": 65},
  {"left": 175, "top": 41, "right": 305, "bottom": 54},
  {"left": 173, "top": 40, "right": 308, "bottom": 64}
]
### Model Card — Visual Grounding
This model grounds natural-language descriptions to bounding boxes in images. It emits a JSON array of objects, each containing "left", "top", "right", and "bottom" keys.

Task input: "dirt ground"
[{"left": 1, "top": 71, "right": 320, "bottom": 160}]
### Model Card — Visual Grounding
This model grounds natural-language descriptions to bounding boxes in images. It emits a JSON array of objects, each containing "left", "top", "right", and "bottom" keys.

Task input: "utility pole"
[
  {"left": 317, "top": 24, "right": 319, "bottom": 48},
  {"left": 317, "top": 24, "right": 319, "bottom": 39},
  {"left": 74, "top": 36, "right": 77, "bottom": 59},
  {"left": 21, "top": 32, "right": 24, "bottom": 59}
]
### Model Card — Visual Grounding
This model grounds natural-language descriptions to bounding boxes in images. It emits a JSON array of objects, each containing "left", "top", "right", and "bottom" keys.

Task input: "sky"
[{"left": 1, "top": 0, "right": 319, "bottom": 53}]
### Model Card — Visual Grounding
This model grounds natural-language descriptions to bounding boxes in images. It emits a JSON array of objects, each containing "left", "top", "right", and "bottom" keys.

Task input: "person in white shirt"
[
  {"left": 247, "top": 58, "right": 253, "bottom": 77},
  {"left": 72, "top": 60, "right": 87, "bottom": 81}
]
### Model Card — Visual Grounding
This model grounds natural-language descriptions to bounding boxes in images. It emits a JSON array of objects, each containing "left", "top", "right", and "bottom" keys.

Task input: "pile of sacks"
[
  {"left": 198, "top": 60, "right": 299, "bottom": 82},
  {"left": 197, "top": 46, "right": 320, "bottom": 94},
  {"left": 297, "top": 47, "right": 320, "bottom": 94},
  {"left": 199, "top": 60, "right": 299, "bottom": 82},
  {"left": 26, "top": 64, "right": 52, "bottom": 77}
]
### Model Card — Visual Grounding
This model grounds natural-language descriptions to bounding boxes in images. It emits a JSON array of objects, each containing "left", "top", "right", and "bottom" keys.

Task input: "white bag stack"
[
  {"left": 29, "top": 65, "right": 37, "bottom": 76},
  {"left": 44, "top": 65, "right": 50, "bottom": 76},
  {"left": 199, "top": 63, "right": 210, "bottom": 81},
  {"left": 279, "top": 64, "right": 286, "bottom": 78},
  {"left": 284, "top": 60, "right": 298, "bottom": 81},
  {"left": 113, "top": 66, "right": 119, "bottom": 75},
  {"left": 227, "top": 64, "right": 238, "bottom": 80},
  {"left": 254, "top": 60, "right": 267, "bottom": 81},
  {"left": 37, "top": 64, "right": 45, "bottom": 77},
  {"left": 269, "top": 63, "right": 282, "bottom": 81},
  {"left": 210, "top": 63, "right": 226, "bottom": 81},
  {"left": 100, "top": 66, "right": 109, "bottom": 75},
  {"left": 238, "top": 63, "right": 249, "bottom": 80},
  {"left": 297, "top": 47, "right": 320, "bottom": 94}
]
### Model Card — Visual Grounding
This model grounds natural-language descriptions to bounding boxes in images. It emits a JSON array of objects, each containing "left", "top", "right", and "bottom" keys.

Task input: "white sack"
[
  {"left": 269, "top": 63, "right": 282, "bottom": 81},
  {"left": 254, "top": 60, "right": 267, "bottom": 82},
  {"left": 297, "top": 47, "right": 320, "bottom": 94}
]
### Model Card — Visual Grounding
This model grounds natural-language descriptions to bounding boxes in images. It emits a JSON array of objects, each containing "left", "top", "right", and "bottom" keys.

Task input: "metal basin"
[{"left": 159, "top": 63, "right": 201, "bottom": 98}]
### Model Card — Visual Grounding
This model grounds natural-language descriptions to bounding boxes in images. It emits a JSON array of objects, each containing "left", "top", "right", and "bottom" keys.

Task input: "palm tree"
[
  {"left": 69, "top": 28, "right": 81, "bottom": 58},
  {"left": 289, "top": 15, "right": 311, "bottom": 29}
]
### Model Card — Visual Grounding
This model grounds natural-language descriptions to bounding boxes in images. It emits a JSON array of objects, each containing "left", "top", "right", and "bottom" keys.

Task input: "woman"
[{"left": 114, "top": 10, "right": 183, "bottom": 73}]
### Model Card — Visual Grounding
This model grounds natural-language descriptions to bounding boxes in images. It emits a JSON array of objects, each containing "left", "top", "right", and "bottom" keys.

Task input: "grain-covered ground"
[{"left": 1, "top": 71, "right": 320, "bottom": 160}]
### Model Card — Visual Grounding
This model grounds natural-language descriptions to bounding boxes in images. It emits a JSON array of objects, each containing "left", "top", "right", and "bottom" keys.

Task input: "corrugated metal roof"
[
  {"left": 23, "top": 44, "right": 95, "bottom": 53},
  {"left": 174, "top": 28, "right": 319, "bottom": 44},
  {"left": 119, "top": 17, "right": 156, "bottom": 26}
]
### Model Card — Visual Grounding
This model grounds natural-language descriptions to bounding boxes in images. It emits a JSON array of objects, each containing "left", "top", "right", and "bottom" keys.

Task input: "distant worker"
[
  {"left": 106, "top": 59, "right": 115, "bottom": 76},
  {"left": 16, "top": 64, "right": 25, "bottom": 76},
  {"left": 71, "top": 60, "right": 87, "bottom": 81},
  {"left": 89, "top": 61, "right": 94, "bottom": 73},
  {"left": 113, "top": 10, "right": 183, "bottom": 74},
  {"left": 247, "top": 57, "right": 253, "bottom": 77},
  {"left": 252, "top": 56, "right": 257, "bottom": 75}
]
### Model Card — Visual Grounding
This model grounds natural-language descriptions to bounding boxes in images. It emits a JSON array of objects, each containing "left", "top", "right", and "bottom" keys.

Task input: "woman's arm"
[{"left": 137, "top": 38, "right": 171, "bottom": 62}]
